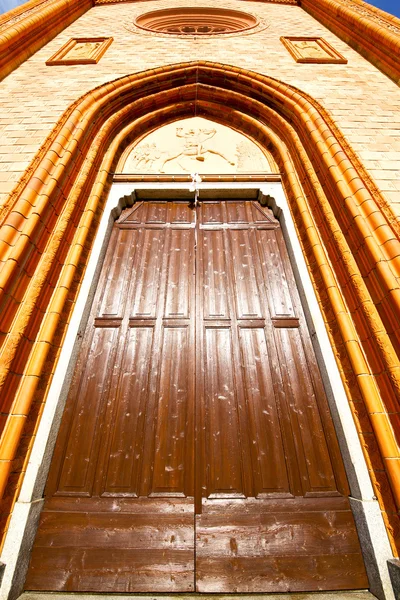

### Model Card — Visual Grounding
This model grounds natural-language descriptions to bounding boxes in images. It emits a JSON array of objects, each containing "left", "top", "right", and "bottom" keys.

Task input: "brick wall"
[{"left": 0, "top": 0, "right": 399, "bottom": 215}]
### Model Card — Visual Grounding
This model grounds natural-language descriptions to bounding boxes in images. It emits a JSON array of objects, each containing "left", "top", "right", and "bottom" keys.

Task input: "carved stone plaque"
[
  {"left": 46, "top": 38, "right": 113, "bottom": 65},
  {"left": 118, "top": 117, "right": 274, "bottom": 174},
  {"left": 280, "top": 37, "right": 347, "bottom": 64}
]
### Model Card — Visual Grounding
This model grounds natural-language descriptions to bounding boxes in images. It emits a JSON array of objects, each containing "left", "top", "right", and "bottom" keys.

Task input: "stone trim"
[{"left": 388, "top": 559, "right": 400, "bottom": 599}]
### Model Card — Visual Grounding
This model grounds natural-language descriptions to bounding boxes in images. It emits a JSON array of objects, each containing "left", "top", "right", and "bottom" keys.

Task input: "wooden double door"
[{"left": 26, "top": 200, "right": 367, "bottom": 593}]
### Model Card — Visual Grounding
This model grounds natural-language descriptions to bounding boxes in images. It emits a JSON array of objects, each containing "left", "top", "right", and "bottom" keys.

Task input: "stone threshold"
[{"left": 19, "top": 591, "right": 375, "bottom": 600}]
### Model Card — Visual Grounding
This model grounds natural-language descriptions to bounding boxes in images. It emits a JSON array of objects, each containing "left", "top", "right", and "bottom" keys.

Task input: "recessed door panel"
[
  {"left": 239, "top": 326, "right": 290, "bottom": 496},
  {"left": 102, "top": 325, "right": 154, "bottom": 496}
]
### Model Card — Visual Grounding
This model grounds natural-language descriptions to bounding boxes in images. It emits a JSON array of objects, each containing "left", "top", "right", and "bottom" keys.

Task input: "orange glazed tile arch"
[{"left": 0, "top": 62, "right": 399, "bottom": 552}]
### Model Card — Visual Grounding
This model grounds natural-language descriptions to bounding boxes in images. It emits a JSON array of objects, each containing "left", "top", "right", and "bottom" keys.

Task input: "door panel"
[
  {"left": 196, "top": 497, "right": 367, "bottom": 593},
  {"left": 202, "top": 229, "right": 230, "bottom": 319},
  {"left": 25, "top": 200, "right": 367, "bottom": 593},
  {"left": 239, "top": 326, "right": 290, "bottom": 495},
  {"left": 56, "top": 325, "right": 119, "bottom": 496},
  {"left": 101, "top": 325, "right": 153, "bottom": 495},
  {"left": 203, "top": 326, "right": 245, "bottom": 497},
  {"left": 274, "top": 326, "right": 336, "bottom": 494},
  {"left": 30, "top": 499, "right": 195, "bottom": 592},
  {"left": 151, "top": 325, "right": 191, "bottom": 496},
  {"left": 229, "top": 228, "right": 263, "bottom": 319},
  {"left": 27, "top": 203, "right": 196, "bottom": 591}
]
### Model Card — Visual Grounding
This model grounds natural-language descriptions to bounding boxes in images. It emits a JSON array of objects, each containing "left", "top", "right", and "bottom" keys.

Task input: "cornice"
[
  {"left": 340, "top": 0, "right": 400, "bottom": 35},
  {"left": 301, "top": 0, "right": 400, "bottom": 85},
  {"left": 0, "top": 0, "right": 93, "bottom": 82},
  {"left": 0, "top": 0, "right": 52, "bottom": 31}
]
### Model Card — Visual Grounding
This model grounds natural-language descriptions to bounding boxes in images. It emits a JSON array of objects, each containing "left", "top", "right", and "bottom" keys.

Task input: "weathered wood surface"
[{"left": 25, "top": 201, "right": 367, "bottom": 592}]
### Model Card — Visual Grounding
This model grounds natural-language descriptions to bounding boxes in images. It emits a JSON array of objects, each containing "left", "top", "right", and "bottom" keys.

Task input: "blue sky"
[
  {"left": 0, "top": 0, "right": 27, "bottom": 14},
  {"left": 367, "top": 0, "right": 400, "bottom": 17},
  {"left": 0, "top": 0, "right": 399, "bottom": 19}
]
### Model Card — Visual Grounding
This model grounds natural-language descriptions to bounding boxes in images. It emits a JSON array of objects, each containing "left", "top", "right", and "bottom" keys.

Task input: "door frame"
[{"left": 0, "top": 181, "right": 394, "bottom": 600}]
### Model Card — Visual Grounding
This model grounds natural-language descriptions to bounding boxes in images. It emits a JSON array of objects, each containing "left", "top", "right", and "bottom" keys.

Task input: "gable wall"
[
  {"left": 0, "top": 0, "right": 399, "bottom": 217},
  {"left": 0, "top": 0, "right": 399, "bottom": 580}
]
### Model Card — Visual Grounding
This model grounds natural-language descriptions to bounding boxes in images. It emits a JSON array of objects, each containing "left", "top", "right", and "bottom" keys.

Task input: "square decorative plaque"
[
  {"left": 280, "top": 37, "right": 347, "bottom": 64},
  {"left": 46, "top": 37, "right": 113, "bottom": 65}
]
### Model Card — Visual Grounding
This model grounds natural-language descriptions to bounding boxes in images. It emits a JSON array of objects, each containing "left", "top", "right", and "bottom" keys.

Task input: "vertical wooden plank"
[
  {"left": 164, "top": 229, "right": 192, "bottom": 319},
  {"left": 226, "top": 201, "right": 248, "bottom": 223},
  {"left": 145, "top": 201, "right": 168, "bottom": 223},
  {"left": 102, "top": 326, "right": 154, "bottom": 495},
  {"left": 57, "top": 326, "right": 119, "bottom": 495},
  {"left": 202, "top": 229, "right": 230, "bottom": 320},
  {"left": 151, "top": 326, "right": 192, "bottom": 496},
  {"left": 170, "top": 202, "right": 194, "bottom": 224},
  {"left": 229, "top": 228, "right": 263, "bottom": 319},
  {"left": 257, "top": 229, "right": 296, "bottom": 319},
  {"left": 201, "top": 202, "right": 223, "bottom": 224},
  {"left": 204, "top": 327, "right": 244, "bottom": 497},
  {"left": 98, "top": 229, "right": 138, "bottom": 318},
  {"left": 131, "top": 228, "right": 166, "bottom": 318},
  {"left": 275, "top": 327, "right": 337, "bottom": 493},
  {"left": 239, "top": 327, "right": 290, "bottom": 496}
]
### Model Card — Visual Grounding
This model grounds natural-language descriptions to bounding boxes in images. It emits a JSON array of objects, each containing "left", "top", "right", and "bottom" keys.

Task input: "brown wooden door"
[{"left": 25, "top": 200, "right": 368, "bottom": 593}]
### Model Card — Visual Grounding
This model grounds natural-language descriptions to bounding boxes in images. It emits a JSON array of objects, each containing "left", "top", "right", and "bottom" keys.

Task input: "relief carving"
[
  {"left": 160, "top": 127, "right": 235, "bottom": 172},
  {"left": 280, "top": 36, "right": 347, "bottom": 64},
  {"left": 236, "top": 140, "right": 270, "bottom": 171},
  {"left": 64, "top": 41, "right": 102, "bottom": 60},
  {"left": 120, "top": 118, "right": 271, "bottom": 175},
  {"left": 292, "top": 40, "right": 329, "bottom": 59},
  {"left": 46, "top": 37, "right": 113, "bottom": 66},
  {"left": 129, "top": 143, "right": 161, "bottom": 171}
]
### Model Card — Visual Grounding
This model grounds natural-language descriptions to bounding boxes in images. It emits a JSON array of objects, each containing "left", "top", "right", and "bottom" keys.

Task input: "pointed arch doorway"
[
  {"left": 25, "top": 191, "right": 368, "bottom": 592},
  {"left": 0, "top": 57, "right": 396, "bottom": 599}
]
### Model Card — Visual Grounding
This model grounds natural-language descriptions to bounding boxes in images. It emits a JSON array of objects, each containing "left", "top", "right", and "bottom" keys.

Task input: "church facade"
[{"left": 0, "top": 0, "right": 399, "bottom": 598}]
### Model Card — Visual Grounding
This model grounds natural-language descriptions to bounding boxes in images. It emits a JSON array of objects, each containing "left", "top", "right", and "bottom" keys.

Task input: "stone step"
[{"left": 20, "top": 592, "right": 375, "bottom": 600}]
